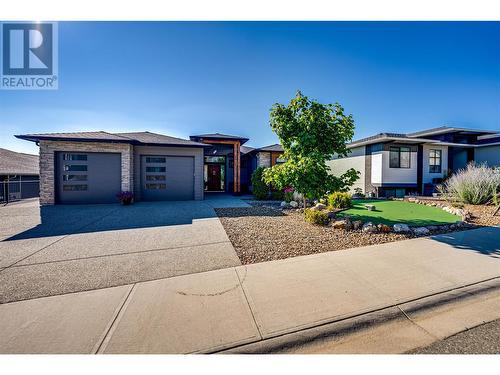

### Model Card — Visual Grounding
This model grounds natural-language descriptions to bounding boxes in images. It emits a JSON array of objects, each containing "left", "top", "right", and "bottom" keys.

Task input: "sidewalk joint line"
[
  {"left": 235, "top": 267, "right": 263, "bottom": 340},
  {"left": 94, "top": 283, "right": 137, "bottom": 354},
  {"left": 397, "top": 305, "right": 438, "bottom": 340}
]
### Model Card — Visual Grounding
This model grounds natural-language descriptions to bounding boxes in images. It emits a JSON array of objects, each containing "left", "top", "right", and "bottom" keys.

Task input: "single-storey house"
[
  {"left": 0, "top": 147, "right": 40, "bottom": 202},
  {"left": 16, "top": 131, "right": 284, "bottom": 205},
  {"left": 328, "top": 126, "right": 500, "bottom": 198}
]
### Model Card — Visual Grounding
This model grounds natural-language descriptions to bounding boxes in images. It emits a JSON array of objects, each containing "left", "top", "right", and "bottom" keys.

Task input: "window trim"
[
  {"left": 389, "top": 146, "right": 411, "bottom": 169},
  {"left": 429, "top": 149, "right": 442, "bottom": 173}
]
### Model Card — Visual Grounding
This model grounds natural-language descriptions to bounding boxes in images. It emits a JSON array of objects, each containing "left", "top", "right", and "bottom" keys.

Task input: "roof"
[
  {"left": 407, "top": 126, "right": 499, "bottom": 138},
  {"left": 0, "top": 148, "right": 39, "bottom": 175},
  {"left": 16, "top": 131, "right": 209, "bottom": 147},
  {"left": 255, "top": 143, "right": 284, "bottom": 153},
  {"left": 240, "top": 145, "right": 255, "bottom": 154},
  {"left": 189, "top": 133, "right": 249, "bottom": 144},
  {"left": 349, "top": 126, "right": 500, "bottom": 148}
]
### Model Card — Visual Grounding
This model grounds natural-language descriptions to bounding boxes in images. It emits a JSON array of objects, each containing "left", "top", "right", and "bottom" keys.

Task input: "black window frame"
[
  {"left": 389, "top": 146, "right": 411, "bottom": 169},
  {"left": 146, "top": 166, "right": 166, "bottom": 173},
  {"left": 64, "top": 165, "right": 88, "bottom": 172},
  {"left": 63, "top": 153, "right": 87, "bottom": 161},
  {"left": 429, "top": 149, "right": 442, "bottom": 173}
]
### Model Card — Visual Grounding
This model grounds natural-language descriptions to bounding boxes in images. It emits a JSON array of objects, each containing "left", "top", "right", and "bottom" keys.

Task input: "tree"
[{"left": 262, "top": 91, "right": 359, "bottom": 205}]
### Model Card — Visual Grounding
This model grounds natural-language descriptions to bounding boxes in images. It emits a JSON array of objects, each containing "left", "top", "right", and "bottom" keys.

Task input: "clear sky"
[{"left": 1, "top": 21, "right": 499, "bottom": 155}]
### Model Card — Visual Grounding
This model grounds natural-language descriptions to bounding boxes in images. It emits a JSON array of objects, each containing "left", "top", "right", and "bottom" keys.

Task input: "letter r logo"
[{"left": 2, "top": 23, "right": 53, "bottom": 75}]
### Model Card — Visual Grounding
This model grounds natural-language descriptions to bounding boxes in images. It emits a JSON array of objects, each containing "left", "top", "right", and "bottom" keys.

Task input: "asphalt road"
[{"left": 411, "top": 319, "right": 500, "bottom": 354}]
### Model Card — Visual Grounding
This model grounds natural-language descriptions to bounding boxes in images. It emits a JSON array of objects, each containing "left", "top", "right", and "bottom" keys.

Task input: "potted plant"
[{"left": 116, "top": 191, "right": 134, "bottom": 205}]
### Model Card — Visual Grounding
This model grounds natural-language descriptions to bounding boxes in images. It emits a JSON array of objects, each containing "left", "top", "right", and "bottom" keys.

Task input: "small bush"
[
  {"left": 251, "top": 167, "right": 269, "bottom": 200},
  {"left": 353, "top": 187, "right": 365, "bottom": 198},
  {"left": 304, "top": 208, "right": 330, "bottom": 226},
  {"left": 327, "top": 191, "right": 352, "bottom": 209},
  {"left": 438, "top": 163, "right": 500, "bottom": 205}
]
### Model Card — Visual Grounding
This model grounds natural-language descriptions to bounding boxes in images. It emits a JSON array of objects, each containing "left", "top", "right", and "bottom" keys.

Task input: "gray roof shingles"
[
  {"left": 0, "top": 148, "right": 39, "bottom": 175},
  {"left": 16, "top": 131, "right": 209, "bottom": 147}
]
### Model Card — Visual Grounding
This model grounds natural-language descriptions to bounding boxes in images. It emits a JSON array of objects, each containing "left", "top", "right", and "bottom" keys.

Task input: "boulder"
[
  {"left": 280, "top": 201, "right": 288, "bottom": 208},
  {"left": 314, "top": 203, "right": 327, "bottom": 211},
  {"left": 332, "top": 220, "right": 347, "bottom": 229},
  {"left": 289, "top": 201, "right": 298, "bottom": 208},
  {"left": 426, "top": 225, "right": 439, "bottom": 231},
  {"left": 393, "top": 223, "right": 411, "bottom": 233},
  {"left": 449, "top": 224, "right": 457, "bottom": 230},
  {"left": 413, "top": 227, "right": 430, "bottom": 236},
  {"left": 364, "top": 204, "right": 376, "bottom": 211},
  {"left": 352, "top": 220, "right": 363, "bottom": 230},
  {"left": 377, "top": 223, "right": 391, "bottom": 233},
  {"left": 362, "top": 222, "right": 378, "bottom": 233},
  {"left": 327, "top": 211, "right": 337, "bottom": 220}
]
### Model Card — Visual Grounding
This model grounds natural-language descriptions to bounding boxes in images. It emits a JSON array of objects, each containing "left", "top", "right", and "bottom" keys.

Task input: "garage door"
[
  {"left": 56, "top": 152, "right": 121, "bottom": 204},
  {"left": 141, "top": 155, "right": 194, "bottom": 201}
]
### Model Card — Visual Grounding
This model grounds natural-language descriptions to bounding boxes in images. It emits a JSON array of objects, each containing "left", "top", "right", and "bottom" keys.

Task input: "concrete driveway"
[{"left": 0, "top": 196, "right": 248, "bottom": 303}]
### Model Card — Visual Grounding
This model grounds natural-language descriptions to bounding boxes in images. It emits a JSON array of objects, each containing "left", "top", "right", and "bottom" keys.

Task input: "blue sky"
[{"left": 1, "top": 21, "right": 499, "bottom": 154}]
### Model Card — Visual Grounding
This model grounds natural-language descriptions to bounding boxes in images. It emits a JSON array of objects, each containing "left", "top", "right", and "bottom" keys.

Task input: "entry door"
[{"left": 207, "top": 164, "right": 222, "bottom": 191}]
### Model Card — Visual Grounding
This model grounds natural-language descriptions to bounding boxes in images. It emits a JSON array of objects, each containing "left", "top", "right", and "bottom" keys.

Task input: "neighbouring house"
[
  {"left": 16, "top": 131, "right": 284, "bottom": 205},
  {"left": 0, "top": 147, "right": 40, "bottom": 202},
  {"left": 328, "top": 126, "right": 500, "bottom": 198}
]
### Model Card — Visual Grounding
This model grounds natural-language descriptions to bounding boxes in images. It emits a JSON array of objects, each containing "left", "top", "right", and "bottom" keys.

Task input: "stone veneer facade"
[
  {"left": 256, "top": 151, "right": 271, "bottom": 168},
  {"left": 39, "top": 140, "right": 134, "bottom": 205}
]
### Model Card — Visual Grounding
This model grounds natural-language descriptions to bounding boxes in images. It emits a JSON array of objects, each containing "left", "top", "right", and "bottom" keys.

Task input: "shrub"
[
  {"left": 353, "top": 187, "right": 365, "bottom": 198},
  {"left": 304, "top": 208, "right": 330, "bottom": 225},
  {"left": 438, "top": 163, "right": 500, "bottom": 205},
  {"left": 284, "top": 186, "right": 295, "bottom": 203},
  {"left": 251, "top": 167, "right": 269, "bottom": 200},
  {"left": 327, "top": 191, "right": 352, "bottom": 209}
]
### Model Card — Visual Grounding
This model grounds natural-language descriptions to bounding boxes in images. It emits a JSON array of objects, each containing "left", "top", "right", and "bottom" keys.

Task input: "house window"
[
  {"left": 146, "top": 175, "right": 166, "bottom": 181},
  {"left": 63, "top": 184, "right": 88, "bottom": 191},
  {"left": 64, "top": 165, "right": 87, "bottom": 171},
  {"left": 146, "top": 157, "right": 166, "bottom": 163},
  {"left": 145, "top": 183, "right": 166, "bottom": 190},
  {"left": 63, "top": 175, "right": 87, "bottom": 181},
  {"left": 146, "top": 166, "right": 166, "bottom": 173},
  {"left": 389, "top": 147, "right": 411, "bottom": 168},
  {"left": 429, "top": 149, "right": 442, "bottom": 173},
  {"left": 204, "top": 156, "right": 225, "bottom": 163},
  {"left": 63, "top": 154, "right": 87, "bottom": 161}
]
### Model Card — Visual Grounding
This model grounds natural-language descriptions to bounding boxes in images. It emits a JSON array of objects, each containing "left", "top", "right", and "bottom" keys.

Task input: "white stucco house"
[{"left": 328, "top": 126, "right": 500, "bottom": 198}]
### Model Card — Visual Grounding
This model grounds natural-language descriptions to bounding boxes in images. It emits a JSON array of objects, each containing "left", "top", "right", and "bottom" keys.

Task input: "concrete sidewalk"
[{"left": 0, "top": 226, "right": 499, "bottom": 354}]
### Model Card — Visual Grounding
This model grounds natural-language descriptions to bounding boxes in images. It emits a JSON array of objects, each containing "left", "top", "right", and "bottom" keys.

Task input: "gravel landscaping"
[{"left": 215, "top": 205, "right": 473, "bottom": 265}]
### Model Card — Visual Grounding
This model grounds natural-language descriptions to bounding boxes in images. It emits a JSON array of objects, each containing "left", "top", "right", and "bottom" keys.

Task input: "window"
[
  {"left": 146, "top": 175, "right": 166, "bottom": 181},
  {"left": 63, "top": 175, "right": 87, "bottom": 181},
  {"left": 64, "top": 165, "right": 87, "bottom": 171},
  {"left": 204, "top": 156, "right": 225, "bottom": 163},
  {"left": 429, "top": 149, "right": 442, "bottom": 173},
  {"left": 63, "top": 184, "right": 88, "bottom": 191},
  {"left": 63, "top": 154, "right": 87, "bottom": 161},
  {"left": 145, "top": 183, "right": 166, "bottom": 190},
  {"left": 146, "top": 157, "right": 166, "bottom": 163},
  {"left": 146, "top": 166, "right": 166, "bottom": 173},
  {"left": 389, "top": 147, "right": 411, "bottom": 168}
]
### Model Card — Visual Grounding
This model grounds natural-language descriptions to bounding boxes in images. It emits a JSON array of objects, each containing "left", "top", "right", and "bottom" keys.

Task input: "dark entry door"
[
  {"left": 56, "top": 152, "right": 121, "bottom": 204},
  {"left": 207, "top": 164, "right": 222, "bottom": 191}
]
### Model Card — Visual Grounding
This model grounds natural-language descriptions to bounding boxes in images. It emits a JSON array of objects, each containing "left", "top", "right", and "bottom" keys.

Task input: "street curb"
[{"left": 216, "top": 277, "right": 500, "bottom": 354}]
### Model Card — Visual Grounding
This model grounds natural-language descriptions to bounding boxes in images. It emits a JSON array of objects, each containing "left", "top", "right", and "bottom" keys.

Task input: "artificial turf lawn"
[{"left": 338, "top": 199, "right": 460, "bottom": 227}]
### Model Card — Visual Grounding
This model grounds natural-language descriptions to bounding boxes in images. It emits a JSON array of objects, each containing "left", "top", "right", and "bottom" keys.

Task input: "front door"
[{"left": 207, "top": 164, "right": 222, "bottom": 191}]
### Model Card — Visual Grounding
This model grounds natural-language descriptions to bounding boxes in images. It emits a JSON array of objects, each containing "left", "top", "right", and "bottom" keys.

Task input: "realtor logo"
[{"left": 1, "top": 22, "right": 58, "bottom": 90}]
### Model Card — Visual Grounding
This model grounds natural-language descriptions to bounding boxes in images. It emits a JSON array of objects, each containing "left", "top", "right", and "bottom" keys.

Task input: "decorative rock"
[
  {"left": 312, "top": 203, "right": 327, "bottom": 211},
  {"left": 440, "top": 225, "right": 450, "bottom": 231},
  {"left": 332, "top": 220, "right": 347, "bottom": 229},
  {"left": 289, "top": 201, "right": 298, "bottom": 208},
  {"left": 365, "top": 204, "right": 376, "bottom": 211},
  {"left": 327, "top": 211, "right": 337, "bottom": 220},
  {"left": 449, "top": 224, "right": 457, "bottom": 230},
  {"left": 280, "top": 201, "right": 288, "bottom": 208},
  {"left": 427, "top": 225, "right": 439, "bottom": 231},
  {"left": 362, "top": 222, "right": 378, "bottom": 233},
  {"left": 377, "top": 223, "right": 391, "bottom": 233},
  {"left": 413, "top": 227, "right": 430, "bottom": 236},
  {"left": 352, "top": 220, "right": 363, "bottom": 230},
  {"left": 393, "top": 223, "right": 411, "bottom": 233}
]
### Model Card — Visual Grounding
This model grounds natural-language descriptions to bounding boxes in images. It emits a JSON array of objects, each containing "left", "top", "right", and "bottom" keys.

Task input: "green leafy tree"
[{"left": 263, "top": 91, "right": 359, "bottom": 205}]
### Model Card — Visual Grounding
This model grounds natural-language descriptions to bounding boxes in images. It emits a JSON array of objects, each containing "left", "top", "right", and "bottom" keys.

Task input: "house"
[
  {"left": 15, "top": 131, "right": 284, "bottom": 205},
  {"left": 0, "top": 148, "right": 40, "bottom": 202},
  {"left": 328, "top": 126, "right": 500, "bottom": 198}
]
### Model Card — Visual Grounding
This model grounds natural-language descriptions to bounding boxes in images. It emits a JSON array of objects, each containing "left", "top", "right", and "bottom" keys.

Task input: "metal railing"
[{"left": 1, "top": 178, "right": 39, "bottom": 203}]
